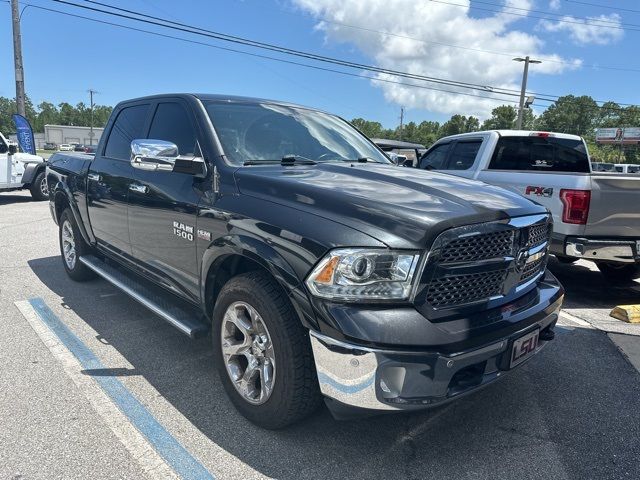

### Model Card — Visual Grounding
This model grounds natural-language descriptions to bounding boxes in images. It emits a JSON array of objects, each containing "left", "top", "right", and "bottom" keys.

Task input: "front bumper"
[
  {"left": 564, "top": 237, "right": 639, "bottom": 263},
  {"left": 310, "top": 295, "right": 561, "bottom": 413}
]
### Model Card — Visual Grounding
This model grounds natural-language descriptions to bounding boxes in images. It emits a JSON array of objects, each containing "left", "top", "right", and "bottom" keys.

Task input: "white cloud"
[
  {"left": 540, "top": 14, "right": 624, "bottom": 45},
  {"left": 290, "top": 0, "right": 580, "bottom": 118},
  {"left": 549, "top": 0, "right": 561, "bottom": 11}
]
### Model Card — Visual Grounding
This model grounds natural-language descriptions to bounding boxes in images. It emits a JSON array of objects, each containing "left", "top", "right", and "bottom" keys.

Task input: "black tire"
[
  {"left": 212, "top": 271, "right": 322, "bottom": 429},
  {"left": 556, "top": 255, "right": 578, "bottom": 264},
  {"left": 596, "top": 261, "right": 640, "bottom": 283},
  {"left": 29, "top": 170, "right": 49, "bottom": 201},
  {"left": 59, "top": 209, "right": 96, "bottom": 281}
]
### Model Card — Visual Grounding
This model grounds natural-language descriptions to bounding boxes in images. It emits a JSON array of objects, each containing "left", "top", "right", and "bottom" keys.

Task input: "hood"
[
  {"left": 12, "top": 152, "right": 45, "bottom": 164},
  {"left": 234, "top": 162, "right": 547, "bottom": 249}
]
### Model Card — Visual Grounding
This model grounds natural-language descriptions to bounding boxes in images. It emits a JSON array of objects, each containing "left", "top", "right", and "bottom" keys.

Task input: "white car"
[
  {"left": 58, "top": 144, "right": 73, "bottom": 151},
  {"left": 0, "top": 131, "right": 48, "bottom": 200},
  {"left": 415, "top": 130, "right": 640, "bottom": 282}
]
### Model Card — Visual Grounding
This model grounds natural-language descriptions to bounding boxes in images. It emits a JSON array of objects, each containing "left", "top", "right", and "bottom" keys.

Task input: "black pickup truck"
[{"left": 47, "top": 94, "right": 564, "bottom": 429}]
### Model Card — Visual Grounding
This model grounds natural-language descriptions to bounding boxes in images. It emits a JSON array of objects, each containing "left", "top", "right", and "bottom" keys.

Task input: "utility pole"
[
  {"left": 399, "top": 106, "right": 405, "bottom": 141},
  {"left": 11, "top": 0, "right": 26, "bottom": 117},
  {"left": 88, "top": 89, "right": 98, "bottom": 145},
  {"left": 513, "top": 56, "right": 541, "bottom": 130}
]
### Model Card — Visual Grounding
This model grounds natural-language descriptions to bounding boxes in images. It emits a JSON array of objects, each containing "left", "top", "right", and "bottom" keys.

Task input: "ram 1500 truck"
[
  {"left": 47, "top": 94, "right": 564, "bottom": 429},
  {"left": 416, "top": 130, "right": 640, "bottom": 282}
]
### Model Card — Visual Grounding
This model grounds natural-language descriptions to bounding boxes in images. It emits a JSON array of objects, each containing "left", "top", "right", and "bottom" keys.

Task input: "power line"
[
  {"left": 235, "top": 0, "right": 640, "bottom": 74},
  {"left": 3, "top": 1, "right": 527, "bottom": 106},
  {"left": 55, "top": 0, "right": 528, "bottom": 98},
  {"left": 4, "top": 0, "right": 637, "bottom": 112},
  {"left": 429, "top": 0, "right": 640, "bottom": 32},
  {"left": 61, "top": 0, "right": 640, "bottom": 107},
  {"left": 564, "top": 0, "right": 640, "bottom": 15}
]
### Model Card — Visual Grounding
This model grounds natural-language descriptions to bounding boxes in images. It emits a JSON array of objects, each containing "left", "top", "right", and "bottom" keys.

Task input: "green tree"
[
  {"left": 351, "top": 118, "right": 385, "bottom": 138},
  {"left": 439, "top": 114, "right": 480, "bottom": 137},
  {"left": 536, "top": 95, "right": 599, "bottom": 136}
]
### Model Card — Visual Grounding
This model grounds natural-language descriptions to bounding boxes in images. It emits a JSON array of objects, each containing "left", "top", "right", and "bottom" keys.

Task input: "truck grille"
[
  {"left": 441, "top": 231, "right": 514, "bottom": 263},
  {"left": 426, "top": 270, "right": 507, "bottom": 308},
  {"left": 417, "top": 215, "right": 551, "bottom": 313}
]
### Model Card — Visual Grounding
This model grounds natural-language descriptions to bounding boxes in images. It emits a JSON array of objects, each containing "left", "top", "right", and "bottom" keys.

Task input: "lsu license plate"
[{"left": 510, "top": 329, "right": 540, "bottom": 368}]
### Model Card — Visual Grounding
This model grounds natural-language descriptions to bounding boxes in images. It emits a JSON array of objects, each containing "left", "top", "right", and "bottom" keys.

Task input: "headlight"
[{"left": 305, "top": 248, "right": 421, "bottom": 301}]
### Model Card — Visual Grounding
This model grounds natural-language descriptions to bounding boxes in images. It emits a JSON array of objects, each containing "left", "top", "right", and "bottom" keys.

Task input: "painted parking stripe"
[{"left": 15, "top": 298, "right": 214, "bottom": 480}]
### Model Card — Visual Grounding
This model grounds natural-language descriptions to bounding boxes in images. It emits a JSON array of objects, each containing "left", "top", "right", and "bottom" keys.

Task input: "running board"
[{"left": 79, "top": 255, "right": 209, "bottom": 339}]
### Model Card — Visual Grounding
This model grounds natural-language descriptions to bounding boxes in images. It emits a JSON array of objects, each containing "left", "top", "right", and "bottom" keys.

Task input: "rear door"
[
  {"left": 87, "top": 102, "right": 150, "bottom": 257},
  {"left": 127, "top": 99, "right": 204, "bottom": 302}
]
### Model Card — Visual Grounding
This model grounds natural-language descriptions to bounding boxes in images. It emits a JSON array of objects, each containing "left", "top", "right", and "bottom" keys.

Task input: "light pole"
[
  {"left": 11, "top": 0, "right": 26, "bottom": 117},
  {"left": 88, "top": 89, "right": 98, "bottom": 145},
  {"left": 513, "top": 56, "right": 541, "bottom": 130}
]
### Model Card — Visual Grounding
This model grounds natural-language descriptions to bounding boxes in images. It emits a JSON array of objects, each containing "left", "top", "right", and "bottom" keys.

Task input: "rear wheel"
[
  {"left": 59, "top": 209, "right": 96, "bottom": 281},
  {"left": 29, "top": 171, "right": 49, "bottom": 201},
  {"left": 596, "top": 261, "right": 640, "bottom": 283},
  {"left": 212, "top": 271, "right": 321, "bottom": 429}
]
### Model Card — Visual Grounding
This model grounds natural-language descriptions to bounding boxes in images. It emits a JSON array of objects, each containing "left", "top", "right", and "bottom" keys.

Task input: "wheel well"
[
  {"left": 204, "top": 254, "right": 270, "bottom": 317},
  {"left": 54, "top": 192, "right": 70, "bottom": 222}
]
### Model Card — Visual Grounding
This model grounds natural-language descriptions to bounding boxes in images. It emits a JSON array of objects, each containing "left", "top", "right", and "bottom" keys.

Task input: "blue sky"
[{"left": 1, "top": 0, "right": 639, "bottom": 128}]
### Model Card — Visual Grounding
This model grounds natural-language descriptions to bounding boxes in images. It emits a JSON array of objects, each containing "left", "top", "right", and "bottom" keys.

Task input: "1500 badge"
[{"left": 173, "top": 221, "right": 194, "bottom": 241}]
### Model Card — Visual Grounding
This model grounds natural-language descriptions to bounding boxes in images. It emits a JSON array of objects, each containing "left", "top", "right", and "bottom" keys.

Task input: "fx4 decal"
[
  {"left": 173, "top": 221, "right": 194, "bottom": 242},
  {"left": 525, "top": 186, "right": 553, "bottom": 198}
]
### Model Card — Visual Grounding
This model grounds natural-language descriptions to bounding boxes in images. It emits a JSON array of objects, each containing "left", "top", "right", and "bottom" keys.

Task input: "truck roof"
[
  {"left": 439, "top": 130, "right": 584, "bottom": 141},
  {"left": 118, "top": 93, "right": 321, "bottom": 112}
]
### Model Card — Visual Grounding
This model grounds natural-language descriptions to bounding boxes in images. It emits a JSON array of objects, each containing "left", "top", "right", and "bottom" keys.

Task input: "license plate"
[{"left": 510, "top": 329, "right": 540, "bottom": 368}]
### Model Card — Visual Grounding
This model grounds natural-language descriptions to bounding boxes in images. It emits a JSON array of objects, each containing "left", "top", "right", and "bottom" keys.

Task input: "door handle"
[
  {"left": 87, "top": 173, "right": 101, "bottom": 182},
  {"left": 129, "top": 184, "right": 149, "bottom": 194}
]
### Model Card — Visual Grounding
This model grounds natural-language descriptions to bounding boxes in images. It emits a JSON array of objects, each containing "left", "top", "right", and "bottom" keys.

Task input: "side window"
[
  {"left": 447, "top": 140, "right": 482, "bottom": 170},
  {"left": 104, "top": 104, "right": 149, "bottom": 160},
  {"left": 489, "top": 137, "right": 590, "bottom": 172},
  {"left": 148, "top": 102, "right": 198, "bottom": 156},
  {"left": 0, "top": 137, "right": 7, "bottom": 154},
  {"left": 419, "top": 143, "right": 450, "bottom": 170}
]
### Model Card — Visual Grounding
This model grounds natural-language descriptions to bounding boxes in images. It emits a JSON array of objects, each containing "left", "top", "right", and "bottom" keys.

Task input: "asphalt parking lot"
[{"left": 1, "top": 191, "right": 640, "bottom": 480}]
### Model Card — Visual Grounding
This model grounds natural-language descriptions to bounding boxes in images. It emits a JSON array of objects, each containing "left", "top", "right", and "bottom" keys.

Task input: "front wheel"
[
  {"left": 595, "top": 261, "right": 640, "bottom": 283},
  {"left": 59, "top": 209, "right": 96, "bottom": 281},
  {"left": 29, "top": 171, "right": 49, "bottom": 201},
  {"left": 212, "top": 271, "right": 321, "bottom": 429}
]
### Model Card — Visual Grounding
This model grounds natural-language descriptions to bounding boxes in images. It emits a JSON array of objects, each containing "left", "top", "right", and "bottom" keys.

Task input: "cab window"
[
  {"left": 447, "top": 140, "right": 482, "bottom": 170},
  {"left": 148, "top": 102, "right": 198, "bottom": 156},
  {"left": 419, "top": 143, "right": 450, "bottom": 170},
  {"left": 104, "top": 104, "right": 149, "bottom": 160}
]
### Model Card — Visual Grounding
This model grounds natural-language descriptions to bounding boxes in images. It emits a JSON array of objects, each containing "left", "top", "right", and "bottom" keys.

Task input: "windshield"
[{"left": 205, "top": 101, "right": 390, "bottom": 165}]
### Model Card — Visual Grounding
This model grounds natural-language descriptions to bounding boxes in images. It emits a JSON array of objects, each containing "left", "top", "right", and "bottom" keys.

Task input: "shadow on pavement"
[
  {"left": 28, "top": 255, "right": 640, "bottom": 480},
  {"left": 547, "top": 256, "right": 640, "bottom": 310},
  {"left": 0, "top": 193, "right": 36, "bottom": 205}
]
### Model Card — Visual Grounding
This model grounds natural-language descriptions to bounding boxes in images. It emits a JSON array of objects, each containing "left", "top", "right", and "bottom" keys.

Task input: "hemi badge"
[{"left": 197, "top": 229, "right": 211, "bottom": 241}]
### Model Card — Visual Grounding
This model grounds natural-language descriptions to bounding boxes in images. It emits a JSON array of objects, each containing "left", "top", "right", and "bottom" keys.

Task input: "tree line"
[
  {"left": 0, "top": 95, "right": 113, "bottom": 136},
  {"left": 352, "top": 95, "right": 640, "bottom": 164},
  {"left": 1, "top": 93, "right": 638, "bottom": 163}
]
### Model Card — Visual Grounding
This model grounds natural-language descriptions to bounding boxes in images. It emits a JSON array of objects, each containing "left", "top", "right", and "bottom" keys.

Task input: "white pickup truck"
[
  {"left": 0, "top": 131, "right": 48, "bottom": 201},
  {"left": 415, "top": 130, "right": 640, "bottom": 282}
]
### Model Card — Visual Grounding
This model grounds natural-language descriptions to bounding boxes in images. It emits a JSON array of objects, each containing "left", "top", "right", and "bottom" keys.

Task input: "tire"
[
  {"left": 556, "top": 255, "right": 578, "bottom": 264},
  {"left": 212, "top": 271, "right": 322, "bottom": 429},
  {"left": 59, "top": 209, "right": 96, "bottom": 282},
  {"left": 595, "top": 261, "right": 640, "bottom": 283},
  {"left": 29, "top": 170, "right": 49, "bottom": 201}
]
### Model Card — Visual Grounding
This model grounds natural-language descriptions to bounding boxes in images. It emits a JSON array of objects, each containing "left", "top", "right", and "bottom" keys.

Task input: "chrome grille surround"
[{"left": 416, "top": 214, "right": 552, "bottom": 316}]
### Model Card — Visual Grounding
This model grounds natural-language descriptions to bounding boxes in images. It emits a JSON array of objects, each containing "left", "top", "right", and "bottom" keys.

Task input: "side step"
[{"left": 79, "top": 254, "right": 210, "bottom": 338}]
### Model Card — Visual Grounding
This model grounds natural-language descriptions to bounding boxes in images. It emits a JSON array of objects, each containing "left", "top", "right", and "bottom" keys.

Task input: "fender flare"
[
  {"left": 52, "top": 182, "right": 92, "bottom": 246},
  {"left": 200, "top": 233, "right": 318, "bottom": 329},
  {"left": 22, "top": 162, "right": 45, "bottom": 185}
]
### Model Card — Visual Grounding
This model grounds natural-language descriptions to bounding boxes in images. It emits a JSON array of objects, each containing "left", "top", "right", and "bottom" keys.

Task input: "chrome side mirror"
[{"left": 130, "top": 139, "right": 178, "bottom": 171}]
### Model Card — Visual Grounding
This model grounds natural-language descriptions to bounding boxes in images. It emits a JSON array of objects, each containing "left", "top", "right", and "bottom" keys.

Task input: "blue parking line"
[{"left": 29, "top": 298, "right": 215, "bottom": 480}]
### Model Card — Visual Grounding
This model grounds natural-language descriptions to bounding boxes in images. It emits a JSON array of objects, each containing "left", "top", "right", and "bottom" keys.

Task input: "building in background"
[{"left": 9, "top": 125, "right": 105, "bottom": 149}]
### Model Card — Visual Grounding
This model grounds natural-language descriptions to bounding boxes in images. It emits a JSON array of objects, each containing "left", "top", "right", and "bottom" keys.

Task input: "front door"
[
  {"left": 127, "top": 100, "right": 204, "bottom": 302},
  {"left": 87, "top": 103, "right": 150, "bottom": 257}
]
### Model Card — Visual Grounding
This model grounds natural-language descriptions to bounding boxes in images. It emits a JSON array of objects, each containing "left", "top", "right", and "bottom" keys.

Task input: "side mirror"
[
  {"left": 8, "top": 144, "right": 18, "bottom": 155},
  {"left": 402, "top": 158, "right": 415, "bottom": 168},
  {"left": 130, "top": 139, "right": 207, "bottom": 177}
]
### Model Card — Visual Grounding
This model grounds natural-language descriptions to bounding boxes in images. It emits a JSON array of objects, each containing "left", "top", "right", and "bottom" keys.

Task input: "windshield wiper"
[
  {"left": 281, "top": 155, "right": 317, "bottom": 165},
  {"left": 243, "top": 160, "right": 281, "bottom": 166}
]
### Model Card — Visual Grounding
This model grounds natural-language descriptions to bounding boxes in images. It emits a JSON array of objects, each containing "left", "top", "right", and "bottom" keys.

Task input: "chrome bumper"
[
  {"left": 309, "top": 309, "right": 559, "bottom": 412},
  {"left": 565, "top": 238, "right": 639, "bottom": 263}
]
